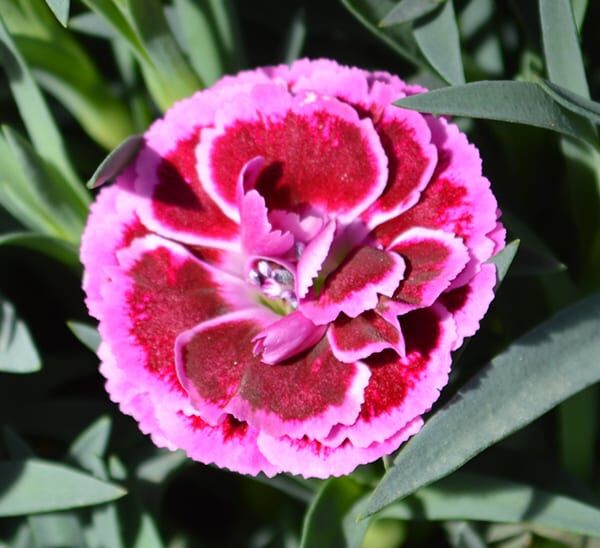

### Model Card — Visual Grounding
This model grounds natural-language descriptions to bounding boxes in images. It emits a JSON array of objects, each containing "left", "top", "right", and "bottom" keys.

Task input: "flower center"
[{"left": 248, "top": 259, "right": 297, "bottom": 314}]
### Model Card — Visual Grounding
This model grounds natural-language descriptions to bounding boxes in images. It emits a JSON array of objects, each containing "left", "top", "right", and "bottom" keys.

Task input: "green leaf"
[
  {"left": 486, "top": 239, "right": 519, "bottom": 286},
  {"left": 133, "top": 513, "right": 164, "bottom": 548},
  {"left": 44, "top": 0, "right": 70, "bottom": 27},
  {"left": 539, "top": 80, "right": 600, "bottom": 126},
  {"left": 380, "top": 0, "right": 445, "bottom": 26},
  {"left": 282, "top": 8, "right": 307, "bottom": 64},
  {"left": 87, "top": 134, "right": 143, "bottom": 189},
  {"left": 0, "top": 232, "right": 79, "bottom": 270},
  {"left": 380, "top": 471, "right": 600, "bottom": 538},
  {"left": 394, "top": 81, "right": 597, "bottom": 143},
  {"left": 128, "top": 0, "right": 203, "bottom": 107},
  {"left": 0, "top": 296, "right": 40, "bottom": 374},
  {"left": 364, "top": 293, "right": 600, "bottom": 516},
  {"left": 2, "top": 126, "right": 86, "bottom": 240},
  {"left": 0, "top": 459, "right": 126, "bottom": 516},
  {"left": 341, "top": 0, "right": 425, "bottom": 68},
  {"left": 413, "top": 0, "right": 465, "bottom": 85},
  {"left": 135, "top": 450, "right": 187, "bottom": 484},
  {"left": 300, "top": 477, "right": 368, "bottom": 548},
  {"left": 67, "top": 321, "right": 100, "bottom": 353},
  {"left": 250, "top": 474, "right": 314, "bottom": 504},
  {"left": 0, "top": 12, "right": 86, "bottom": 206},
  {"left": 539, "top": 0, "right": 589, "bottom": 99},
  {"left": 30, "top": 514, "right": 87, "bottom": 548},
  {"left": 67, "top": 417, "right": 112, "bottom": 470}
]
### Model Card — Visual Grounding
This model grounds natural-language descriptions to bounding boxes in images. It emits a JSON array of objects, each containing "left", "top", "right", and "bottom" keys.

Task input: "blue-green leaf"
[
  {"left": 67, "top": 321, "right": 100, "bottom": 353},
  {"left": 486, "top": 239, "right": 519, "bottom": 286},
  {"left": 394, "top": 81, "right": 597, "bottom": 143},
  {"left": 0, "top": 460, "right": 126, "bottom": 516},
  {"left": 413, "top": 0, "right": 465, "bottom": 85},
  {"left": 364, "top": 293, "right": 600, "bottom": 515},
  {"left": 0, "top": 296, "right": 40, "bottom": 374},
  {"left": 539, "top": 80, "right": 600, "bottom": 126},
  {"left": 87, "top": 134, "right": 143, "bottom": 189},
  {"left": 44, "top": 0, "right": 70, "bottom": 27},
  {"left": 380, "top": 0, "right": 445, "bottom": 26},
  {"left": 0, "top": 232, "right": 79, "bottom": 270}
]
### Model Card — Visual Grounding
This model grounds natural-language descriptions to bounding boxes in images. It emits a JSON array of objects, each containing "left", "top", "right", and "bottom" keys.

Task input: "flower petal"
[
  {"left": 328, "top": 310, "right": 405, "bottom": 363},
  {"left": 197, "top": 83, "right": 388, "bottom": 223},
  {"left": 386, "top": 227, "right": 470, "bottom": 315},
  {"left": 175, "top": 311, "right": 370, "bottom": 439},
  {"left": 362, "top": 106, "right": 437, "bottom": 227},
  {"left": 296, "top": 220, "right": 336, "bottom": 299},
  {"left": 257, "top": 417, "right": 422, "bottom": 479},
  {"left": 323, "top": 305, "right": 455, "bottom": 448},
  {"left": 300, "top": 247, "right": 406, "bottom": 324}
]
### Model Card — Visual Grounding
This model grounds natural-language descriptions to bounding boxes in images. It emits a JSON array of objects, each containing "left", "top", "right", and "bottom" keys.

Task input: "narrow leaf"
[
  {"left": 133, "top": 513, "right": 164, "bottom": 548},
  {"left": 539, "top": 0, "right": 589, "bottom": 99},
  {"left": 300, "top": 478, "right": 368, "bottom": 548},
  {"left": 0, "top": 459, "right": 126, "bottom": 516},
  {"left": 68, "top": 416, "right": 112, "bottom": 468},
  {"left": 380, "top": 0, "right": 445, "bottom": 26},
  {"left": 413, "top": 0, "right": 465, "bottom": 85},
  {"left": 0, "top": 296, "right": 40, "bottom": 374},
  {"left": 67, "top": 321, "right": 100, "bottom": 353},
  {"left": 364, "top": 293, "right": 600, "bottom": 515},
  {"left": 87, "top": 134, "right": 143, "bottom": 189},
  {"left": 283, "top": 8, "right": 307, "bottom": 64},
  {"left": 394, "top": 81, "right": 597, "bottom": 143},
  {"left": 539, "top": 80, "right": 600, "bottom": 125},
  {"left": 0, "top": 232, "right": 79, "bottom": 270},
  {"left": 486, "top": 239, "right": 519, "bottom": 286},
  {"left": 44, "top": 0, "right": 70, "bottom": 27},
  {"left": 380, "top": 471, "right": 600, "bottom": 538}
]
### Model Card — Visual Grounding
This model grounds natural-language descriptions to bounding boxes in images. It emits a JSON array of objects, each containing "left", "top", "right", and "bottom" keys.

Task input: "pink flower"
[{"left": 81, "top": 59, "right": 504, "bottom": 478}]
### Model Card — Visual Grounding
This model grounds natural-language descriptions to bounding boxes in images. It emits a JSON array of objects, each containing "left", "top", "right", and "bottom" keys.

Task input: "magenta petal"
[
  {"left": 197, "top": 84, "right": 389, "bottom": 223},
  {"left": 328, "top": 310, "right": 405, "bottom": 363},
  {"left": 252, "top": 310, "right": 327, "bottom": 364},
  {"left": 296, "top": 220, "right": 336, "bottom": 299},
  {"left": 387, "top": 227, "right": 470, "bottom": 314},
  {"left": 301, "top": 247, "right": 406, "bottom": 324},
  {"left": 257, "top": 417, "right": 422, "bottom": 479},
  {"left": 323, "top": 304, "right": 455, "bottom": 448}
]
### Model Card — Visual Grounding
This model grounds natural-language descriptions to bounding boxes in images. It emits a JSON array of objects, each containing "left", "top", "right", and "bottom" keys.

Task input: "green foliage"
[{"left": 0, "top": 0, "right": 599, "bottom": 546}]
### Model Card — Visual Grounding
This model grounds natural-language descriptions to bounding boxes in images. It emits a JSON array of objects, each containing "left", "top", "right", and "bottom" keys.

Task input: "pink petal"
[
  {"left": 296, "top": 220, "right": 336, "bottom": 299},
  {"left": 300, "top": 247, "right": 406, "bottom": 324},
  {"left": 362, "top": 105, "right": 438, "bottom": 228},
  {"left": 439, "top": 263, "right": 497, "bottom": 350},
  {"left": 323, "top": 304, "right": 456, "bottom": 448},
  {"left": 253, "top": 310, "right": 327, "bottom": 364},
  {"left": 175, "top": 312, "right": 370, "bottom": 439},
  {"left": 257, "top": 417, "right": 422, "bottom": 479},
  {"left": 328, "top": 310, "right": 405, "bottom": 363},
  {"left": 197, "top": 83, "right": 388, "bottom": 223},
  {"left": 386, "top": 227, "right": 470, "bottom": 315}
]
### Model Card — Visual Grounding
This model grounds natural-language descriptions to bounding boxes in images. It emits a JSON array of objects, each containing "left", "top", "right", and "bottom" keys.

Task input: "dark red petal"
[
  {"left": 328, "top": 310, "right": 405, "bottom": 363},
  {"left": 175, "top": 311, "right": 370, "bottom": 439},
  {"left": 300, "top": 246, "right": 405, "bottom": 324},
  {"left": 198, "top": 86, "right": 388, "bottom": 222}
]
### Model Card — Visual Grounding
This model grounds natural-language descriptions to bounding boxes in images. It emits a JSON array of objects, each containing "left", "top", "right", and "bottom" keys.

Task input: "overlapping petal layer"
[{"left": 81, "top": 58, "right": 504, "bottom": 478}]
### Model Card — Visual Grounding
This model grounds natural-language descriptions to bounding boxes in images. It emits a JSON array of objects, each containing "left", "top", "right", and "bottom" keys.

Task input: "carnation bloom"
[{"left": 81, "top": 59, "right": 504, "bottom": 478}]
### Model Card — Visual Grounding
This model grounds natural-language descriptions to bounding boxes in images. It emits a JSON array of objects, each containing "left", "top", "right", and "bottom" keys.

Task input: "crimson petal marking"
[
  {"left": 257, "top": 417, "right": 422, "bottom": 479},
  {"left": 362, "top": 106, "right": 437, "bottom": 228},
  {"left": 386, "top": 227, "right": 470, "bottom": 315},
  {"left": 372, "top": 116, "right": 499, "bottom": 288},
  {"left": 440, "top": 263, "right": 496, "bottom": 350},
  {"left": 300, "top": 247, "right": 406, "bottom": 325},
  {"left": 296, "top": 220, "right": 336, "bottom": 299},
  {"left": 323, "top": 305, "right": 455, "bottom": 448},
  {"left": 197, "top": 83, "right": 388, "bottom": 223},
  {"left": 99, "top": 235, "right": 253, "bottom": 414},
  {"left": 154, "top": 410, "right": 279, "bottom": 477},
  {"left": 253, "top": 310, "right": 327, "bottom": 365},
  {"left": 328, "top": 310, "right": 405, "bottom": 364}
]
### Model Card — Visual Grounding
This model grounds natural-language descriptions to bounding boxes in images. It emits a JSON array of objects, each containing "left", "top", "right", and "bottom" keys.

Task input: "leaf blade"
[{"left": 380, "top": 0, "right": 444, "bottom": 26}]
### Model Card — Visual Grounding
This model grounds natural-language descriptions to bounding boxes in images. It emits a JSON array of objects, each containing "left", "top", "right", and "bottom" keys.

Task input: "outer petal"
[
  {"left": 257, "top": 417, "right": 422, "bottom": 479},
  {"left": 323, "top": 305, "right": 456, "bottom": 448},
  {"left": 439, "top": 263, "right": 497, "bottom": 350},
  {"left": 386, "top": 227, "right": 470, "bottom": 315},
  {"left": 296, "top": 220, "right": 336, "bottom": 299},
  {"left": 362, "top": 105, "right": 438, "bottom": 227},
  {"left": 328, "top": 310, "right": 405, "bottom": 363},
  {"left": 300, "top": 247, "right": 406, "bottom": 324},
  {"left": 373, "top": 116, "right": 499, "bottom": 287},
  {"left": 175, "top": 311, "right": 370, "bottom": 440},
  {"left": 98, "top": 235, "right": 253, "bottom": 414},
  {"left": 197, "top": 83, "right": 388, "bottom": 223}
]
